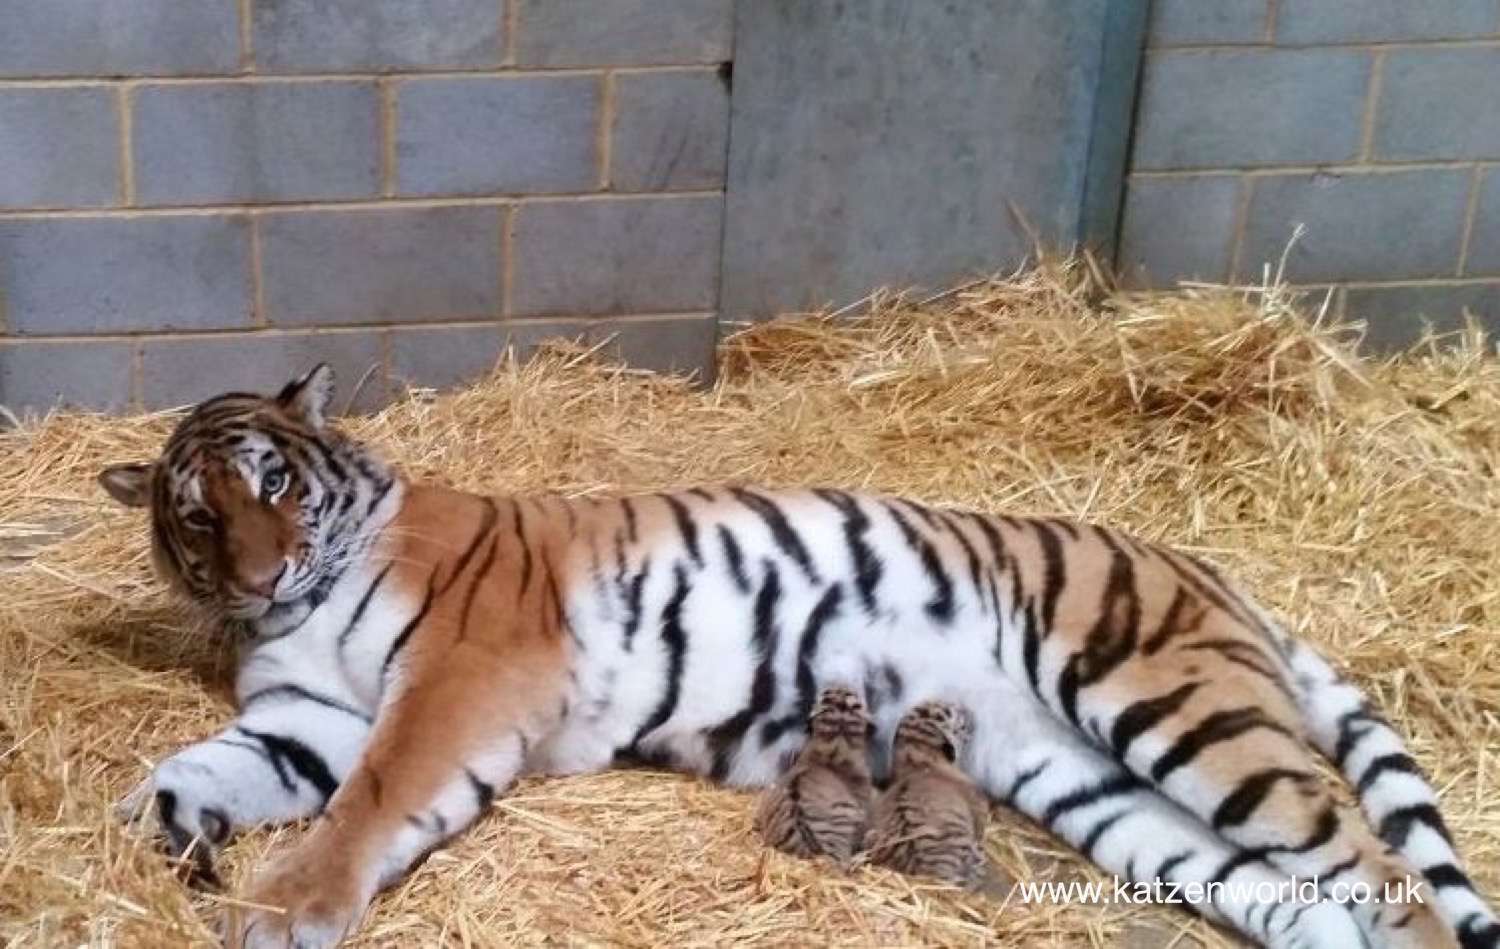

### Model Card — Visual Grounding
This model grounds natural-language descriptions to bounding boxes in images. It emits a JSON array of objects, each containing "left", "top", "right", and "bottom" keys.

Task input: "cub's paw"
[{"left": 117, "top": 767, "right": 231, "bottom": 889}]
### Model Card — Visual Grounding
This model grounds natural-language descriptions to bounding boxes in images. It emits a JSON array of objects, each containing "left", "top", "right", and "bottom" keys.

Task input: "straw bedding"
[{"left": 1, "top": 260, "right": 1496, "bottom": 947}]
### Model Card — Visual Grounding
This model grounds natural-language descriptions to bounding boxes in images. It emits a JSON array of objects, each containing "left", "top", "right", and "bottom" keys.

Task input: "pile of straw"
[{"left": 2, "top": 260, "right": 1496, "bottom": 947}]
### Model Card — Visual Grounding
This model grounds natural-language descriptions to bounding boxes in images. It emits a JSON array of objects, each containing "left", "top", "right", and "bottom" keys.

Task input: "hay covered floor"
[{"left": 2, "top": 261, "right": 1497, "bottom": 947}]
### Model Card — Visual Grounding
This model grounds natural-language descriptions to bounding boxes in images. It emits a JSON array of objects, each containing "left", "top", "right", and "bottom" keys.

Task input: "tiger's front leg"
[
  {"left": 227, "top": 637, "right": 566, "bottom": 949},
  {"left": 120, "top": 692, "right": 370, "bottom": 887}
]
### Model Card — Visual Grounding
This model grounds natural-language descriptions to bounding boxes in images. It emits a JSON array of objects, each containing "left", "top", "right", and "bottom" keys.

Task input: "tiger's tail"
[{"left": 1284, "top": 637, "right": 1499, "bottom": 949}]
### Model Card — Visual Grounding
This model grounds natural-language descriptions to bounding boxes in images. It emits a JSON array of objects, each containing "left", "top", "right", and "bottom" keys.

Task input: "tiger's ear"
[
  {"left": 98, "top": 462, "right": 154, "bottom": 508},
  {"left": 276, "top": 363, "right": 336, "bottom": 428}
]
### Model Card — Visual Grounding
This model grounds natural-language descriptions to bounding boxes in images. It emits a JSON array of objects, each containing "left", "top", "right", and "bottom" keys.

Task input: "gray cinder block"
[
  {"left": 0, "top": 87, "right": 120, "bottom": 208},
  {"left": 1374, "top": 48, "right": 1500, "bottom": 162},
  {"left": 259, "top": 206, "right": 502, "bottom": 325},
  {"left": 513, "top": 0, "right": 732, "bottom": 67},
  {"left": 1240, "top": 170, "right": 1469, "bottom": 283},
  {"left": 0, "top": 0, "right": 239, "bottom": 77},
  {"left": 1133, "top": 49, "right": 1370, "bottom": 169},
  {"left": 0, "top": 340, "right": 134, "bottom": 414},
  {"left": 611, "top": 69, "right": 730, "bottom": 191},
  {"left": 395, "top": 76, "right": 599, "bottom": 196},
  {"left": 1117, "top": 174, "right": 1242, "bottom": 287},
  {"left": 1276, "top": 0, "right": 1498, "bottom": 44},
  {"left": 253, "top": 0, "right": 503, "bottom": 72},
  {"left": 133, "top": 81, "right": 381, "bottom": 204},
  {"left": 0, "top": 215, "right": 253, "bottom": 334},
  {"left": 509, "top": 196, "right": 721, "bottom": 316}
]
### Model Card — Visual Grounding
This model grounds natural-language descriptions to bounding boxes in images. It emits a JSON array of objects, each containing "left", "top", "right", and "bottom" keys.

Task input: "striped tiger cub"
[{"left": 99, "top": 364, "right": 1496, "bottom": 949}]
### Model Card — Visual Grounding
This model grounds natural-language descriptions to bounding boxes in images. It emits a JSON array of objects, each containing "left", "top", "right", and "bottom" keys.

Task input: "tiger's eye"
[
  {"left": 184, "top": 509, "right": 217, "bottom": 531},
  {"left": 262, "top": 469, "right": 288, "bottom": 497}
]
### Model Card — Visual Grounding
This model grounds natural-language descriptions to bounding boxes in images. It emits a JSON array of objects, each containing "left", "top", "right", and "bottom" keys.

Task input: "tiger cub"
[
  {"left": 754, "top": 684, "right": 875, "bottom": 863},
  {"left": 865, "top": 700, "right": 989, "bottom": 888},
  {"left": 98, "top": 364, "right": 1496, "bottom": 949}
]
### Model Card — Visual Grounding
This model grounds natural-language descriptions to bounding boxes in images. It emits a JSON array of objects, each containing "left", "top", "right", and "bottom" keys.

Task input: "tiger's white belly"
[{"left": 530, "top": 499, "right": 1030, "bottom": 788}]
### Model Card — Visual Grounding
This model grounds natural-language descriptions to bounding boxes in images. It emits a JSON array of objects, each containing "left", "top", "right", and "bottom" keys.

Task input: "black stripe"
[
  {"left": 761, "top": 584, "right": 845, "bottom": 746},
  {"left": 1333, "top": 707, "right": 1383, "bottom": 766},
  {"left": 897, "top": 497, "right": 942, "bottom": 530},
  {"left": 882, "top": 501, "right": 954, "bottom": 623},
  {"left": 1355, "top": 753, "right": 1422, "bottom": 794},
  {"left": 544, "top": 561, "right": 574, "bottom": 645},
  {"left": 438, "top": 498, "right": 499, "bottom": 593},
  {"left": 1212, "top": 767, "right": 1312, "bottom": 829},
  {"left": 1044, "top": 517, "right": 1080, "bottom": 540},
  {"left": 621, "top": 497, "right": 638, "bottom": 543},
  {"left": 1155, "top": 850, "right": 1192, "bottom": 882},
  {"left": 1041, "top": 774, "right": 1141, "bottom": 826},
  {"left": 1315, "top": 852, "right": 1361, "bottom": 882},
  {"left": 620, "top": 556, "right": 652, "bottom": 649},
  {"left": 457, "top": 534, "right": 500, "bottom": 641},
  {"left": 630, "top": 565, "right": 692, "bottom": 748},
  {"left": 1151, "top": 707, "right": 1296, "bottom": 783},
  {"left": 1210, "top": 849, "right": 1268, "bottom": 887},
  {"left": 337, "top": 563, "right": 393, "bottom": 650},
  {"left": 706, "top": 562, "right": 782, "bottom": 780},
  {"left": 731, "top": 488, "right": 820, "bottom": 583},
  {"left": 813, "top": 489, "right": 883, "bottom": 615},
  {"left": 1378, "top": 803, "right": 1454, "bottom": 848},
  {"left": 791, "top": 584, "right": 843, "bottom": 722},
  {"left": 934, "top": 509, "right": 985, "bottom": 598},
  {"left": 1294, "top": 807, "right": 1341, "bottom": 853},
  {"left": 465, "top": 768, "right": 495, "bottom": 810},
  {"left": 1110, "top": 681, "right": 1202, "bottom": 758},
  {"left": 1180, "top": 637, "right": 1289, "bottom": 693},
  {"left": 1007, "top": 761, "right": 1048, "bottom": 802},
  {"left": 662, "top": 495, "right": 704, "bottom": 566},
  {"left": 688, "top": 487, "right": 715, "bottom": 502},
  {"left": 1458, "top": 916, "right": 1500, "bottom": 949},
  {"left": 1031, "top": 519, "right": 1067, "bottom": 631},
  {"left": 1021, "top": 597, "right": 1044, "bottom": 692},
  {"left": 963, "top": 511, "right": 1008, "bottom": 617},
  {"left": 513, "top": 503, "right": 533, "bottom": 595},
  {"left": 1211, "top": 807, "right": 1342, "bottom": 886},
  {"left": 717, "top": 525, "right": 751, "bottom": 593},
  {"left": 1422, "top": 862, "right": 1474, "bottom": 891},
  {"left": 213, "top": 736, "right": 272, "bottom": 759},
  {"left": 1057, "top": 546, "right": 1141, "bottom": 724},
  {"left": 383, "top": 576, "right": 436, "bottom": 672},
  {"left": 238, "top": 728, "right": 338, "bottom": 802},
  {"left": 1157, "top": 550, "right": 1277, "bottom": 650},
  {"left": 965, "top": 511, "right": 1009, "bottom": 568},
  {"left": 241, "top": 683, "right": 371, "bottom": 723},
  {"left": 363, "top": 474, "right": 394, "bottom": 518},
  {"left": 1080, "top": 811, "right": 1128, "bottom": 859}
]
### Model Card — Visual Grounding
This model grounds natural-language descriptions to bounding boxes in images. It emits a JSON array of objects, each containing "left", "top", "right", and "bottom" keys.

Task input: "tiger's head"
[
  {"left": 892, "top": 700, "right": 974, "bottom": 767},
  {"left": 97, "top": 364, "right": 394, "bottom": 620}
]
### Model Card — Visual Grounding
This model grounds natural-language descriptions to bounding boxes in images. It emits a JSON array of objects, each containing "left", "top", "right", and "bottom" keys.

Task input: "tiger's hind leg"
[
  {"left": 1090, "top": 658, "right": 1456, "bottom": 949},
  {"left": 1283, "top": 638, "right": 1500, "bottom": 949},
  {"left": 968, "top": 689, "right": 1362, "bottom": 949}
]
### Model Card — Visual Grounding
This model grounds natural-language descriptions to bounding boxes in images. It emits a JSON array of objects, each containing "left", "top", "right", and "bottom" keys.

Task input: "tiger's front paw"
[
  {"left": 118, "top": 770, "right": 230, "bottom": 889},
  {"left": 227, "top": 852, "right": 365, "bottom": 949}
]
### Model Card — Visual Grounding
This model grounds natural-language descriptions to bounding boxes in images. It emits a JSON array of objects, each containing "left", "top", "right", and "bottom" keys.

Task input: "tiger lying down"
[{"left": 99, "top": 365, "right": 1497, "bottom": 949}]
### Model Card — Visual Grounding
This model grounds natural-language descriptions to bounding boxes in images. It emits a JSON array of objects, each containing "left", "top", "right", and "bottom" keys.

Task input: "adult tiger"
[{"left": 98, "top": 365, "right": 1496, "bottom": 949}]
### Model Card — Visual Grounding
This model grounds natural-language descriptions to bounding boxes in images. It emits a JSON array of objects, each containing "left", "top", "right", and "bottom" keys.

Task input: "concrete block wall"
[
  {"left": 1118, "top": 1, "right": 1500, "bottom": 347},
  {"left": 0, "top": 0, "right": 731, "bottom": 415}
]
